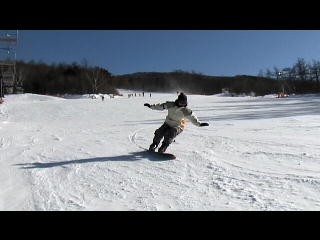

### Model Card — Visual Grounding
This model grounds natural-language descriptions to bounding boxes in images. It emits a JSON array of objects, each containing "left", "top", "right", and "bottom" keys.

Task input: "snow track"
[
  {"left": 1, "top": 92, "right": 320, "bottom": 210},
  {"left": 128, "top": 127, "right": 154, "bottom": 151}
]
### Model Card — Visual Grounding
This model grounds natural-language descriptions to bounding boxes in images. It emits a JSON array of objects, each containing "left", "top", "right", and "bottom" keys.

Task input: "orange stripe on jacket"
[{"left": 180, "top": 118, "right": 186, "bottom": 129}]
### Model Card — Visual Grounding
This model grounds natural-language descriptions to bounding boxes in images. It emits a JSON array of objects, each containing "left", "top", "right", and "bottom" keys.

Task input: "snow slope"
[{"left": 1, "top": 92, "right": 320, "bottom": 210}]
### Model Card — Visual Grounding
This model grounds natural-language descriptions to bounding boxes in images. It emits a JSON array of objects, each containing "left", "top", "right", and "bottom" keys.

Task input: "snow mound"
[
  {"left": 63, "top": 94, "right": 91, "bottom": 99},
  {"left": 3, "top": 94, "right": 65, "bottom": 103}
]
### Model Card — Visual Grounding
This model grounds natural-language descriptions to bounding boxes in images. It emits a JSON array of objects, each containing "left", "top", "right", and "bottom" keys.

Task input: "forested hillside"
[
  {"left": 110, "top": 70, "right": 319, "bottom": 96},
  {"left": 14, "top": 58, "right": 320, "bottom": 97},
  {"left": 16, "top": 61, "right": 119, "bottom": 95}
]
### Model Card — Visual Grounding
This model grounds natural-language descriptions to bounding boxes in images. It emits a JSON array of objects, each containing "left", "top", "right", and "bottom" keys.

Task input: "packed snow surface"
[{"left": 1, "top": 92, "right": 320, "bottom": 211}]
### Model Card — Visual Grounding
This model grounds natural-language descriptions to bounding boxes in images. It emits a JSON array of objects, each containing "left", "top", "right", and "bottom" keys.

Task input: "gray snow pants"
[{"left": 153, "top": 122, "right": 183, "bottom": 147}]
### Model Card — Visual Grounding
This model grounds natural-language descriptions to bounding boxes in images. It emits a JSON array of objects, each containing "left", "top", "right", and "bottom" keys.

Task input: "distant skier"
[{"left": 144, "top": 92, "right": 209, "bottom": 153}]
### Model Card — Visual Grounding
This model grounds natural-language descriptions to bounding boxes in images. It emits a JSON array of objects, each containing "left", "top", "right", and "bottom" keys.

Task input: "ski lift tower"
[{"left": 0, "top": 30, "right": 19, "bottom": 100}]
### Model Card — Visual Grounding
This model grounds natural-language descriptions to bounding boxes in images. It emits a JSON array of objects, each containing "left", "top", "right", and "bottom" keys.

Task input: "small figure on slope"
[{"left": 144, "top": 92, "right": 209, "bottom": 153}]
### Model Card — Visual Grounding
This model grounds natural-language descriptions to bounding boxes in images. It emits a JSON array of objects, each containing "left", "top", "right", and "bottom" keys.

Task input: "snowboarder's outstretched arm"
[
  {"left": 181, "top": 108, "right": 209, "bottom": 127},
  {"left": 185, "top": 111, "right": 209, "bottom": 127},
  {"left": 144, "top": 102, "right": 172, "bottom": 111}
]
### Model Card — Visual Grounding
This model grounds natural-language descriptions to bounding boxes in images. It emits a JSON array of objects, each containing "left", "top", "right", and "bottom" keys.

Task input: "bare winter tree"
[
  {"left": 14, "top": 67, "right": 24, "bottom": 93},
  {"left": 293, "top": 58, "right": 308, "bottom": 81},
  {"left": 86, "top": 67, "right": 102, "bottom": 94},
  {"left": 310, "top": 60, "right": 320, "bottom": 84},
  {"left": 265, "top": 68, "right": 274, "bottom": 78},
  {"left": 273, "top": 66, "right": 280, "bottom": 78},
  {"left": 85, "top": 66, "right": 112, "bottom": 94}
]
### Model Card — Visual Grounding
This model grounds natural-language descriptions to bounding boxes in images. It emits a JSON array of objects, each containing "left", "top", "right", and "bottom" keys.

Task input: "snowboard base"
[{"left": 147, "top": 150, "right": 176, "bottom": 160}]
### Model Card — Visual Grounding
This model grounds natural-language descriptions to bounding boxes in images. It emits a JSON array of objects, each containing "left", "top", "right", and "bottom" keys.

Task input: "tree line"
[
  {"left": 259, "top": 58, "right": 320, "bottom": 94},
  {"left": 111, "top": 59, "right": 320, "bottom": 96},
  {"left": 14, "top": 58, "right": 320, "bottom": 97},
  {"left": 16, "top": 60, "right": 119, "bottom": 95},
  {"left": 110, "top": 71, "right": 281, "bottom": 96}
]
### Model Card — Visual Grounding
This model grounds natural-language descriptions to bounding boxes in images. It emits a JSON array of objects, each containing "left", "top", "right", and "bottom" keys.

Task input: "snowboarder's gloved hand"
[
  {"left": 200, "top": 123, "right": 209, "bottom": 127},
  {"left": 144, "top": 103, "right": 151, "bottom": 108}
]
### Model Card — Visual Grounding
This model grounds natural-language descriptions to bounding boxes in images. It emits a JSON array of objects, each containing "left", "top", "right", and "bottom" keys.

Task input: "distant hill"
[
  {"left": 15, "top": 61, "right": 319, "bottom": 97},
  {"left": 110, "top": 71, "right": 280, "bottom": 96}
]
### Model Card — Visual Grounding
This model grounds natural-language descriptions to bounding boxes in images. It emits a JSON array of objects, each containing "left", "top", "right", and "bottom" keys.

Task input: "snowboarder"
[{"left": 144, "top": 92, "right": 209, "bottom": 153}]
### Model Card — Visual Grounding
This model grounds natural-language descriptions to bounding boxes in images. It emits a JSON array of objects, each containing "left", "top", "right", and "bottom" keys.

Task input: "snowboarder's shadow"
[{"left": 14, "top": 151, "right": 172, "bottom": 169}]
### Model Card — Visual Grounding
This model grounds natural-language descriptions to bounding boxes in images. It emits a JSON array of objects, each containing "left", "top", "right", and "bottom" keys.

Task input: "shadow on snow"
[{"left": 14, "top": 151, "right": 172, "bottom": 169}]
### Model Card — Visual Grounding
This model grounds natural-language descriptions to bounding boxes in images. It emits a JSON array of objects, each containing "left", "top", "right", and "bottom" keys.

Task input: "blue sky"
[{"left": 14, "top": 30, "right": 320, "bottom": 76}]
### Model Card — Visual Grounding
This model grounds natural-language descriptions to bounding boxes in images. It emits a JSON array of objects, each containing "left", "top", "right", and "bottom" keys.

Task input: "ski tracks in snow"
[
  {"left": 127, "top": 122, "right": 320, "bottom": 210},
  {"left": 128, "top": 127, "right": 152, "bottom": 151},
  {"left": 4, "top": 93, "right": 320, "bottom": 210},
  {"left": 191, "top": 131, "right": 320, "bottom": 210},
  {"left": 127, "top": 125, "right": 300, "bottom": 210}
]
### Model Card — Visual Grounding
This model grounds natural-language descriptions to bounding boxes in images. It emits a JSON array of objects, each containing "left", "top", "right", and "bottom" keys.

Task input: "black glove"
[
  {"left": 200, "top": 123, "right": 209, "bottom": 127},
  {"left": 144, "top": 103, "right": 151, "bottom": 108}
]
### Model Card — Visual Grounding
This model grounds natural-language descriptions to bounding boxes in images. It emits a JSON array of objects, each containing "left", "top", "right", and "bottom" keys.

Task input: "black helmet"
[{"left": 176, "top": 92, "right": 187, "bottom": 106}]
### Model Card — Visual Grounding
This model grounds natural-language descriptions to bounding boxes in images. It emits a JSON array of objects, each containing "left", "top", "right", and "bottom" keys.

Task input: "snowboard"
[{"left": 147, "top": 150, "right": 176, "bottom": 160}]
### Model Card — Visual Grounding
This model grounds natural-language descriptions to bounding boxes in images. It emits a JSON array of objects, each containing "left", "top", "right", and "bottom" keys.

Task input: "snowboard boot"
[
  {"left": 149, "top": 143, "right": 158, "bottom": 152},
  {"left": 158, "top": 143, "right": 169, "bottom": 153}
]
